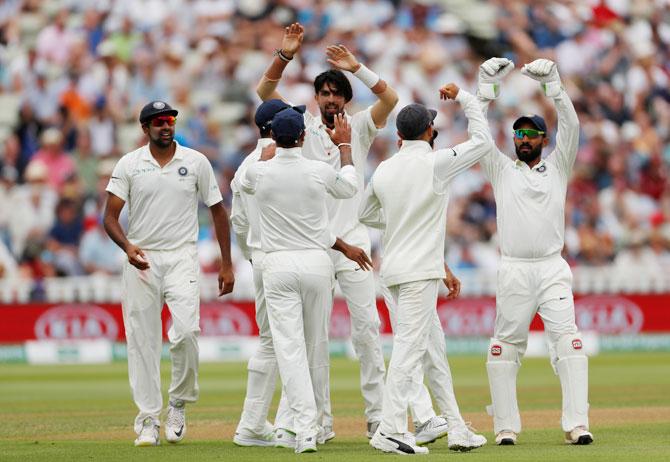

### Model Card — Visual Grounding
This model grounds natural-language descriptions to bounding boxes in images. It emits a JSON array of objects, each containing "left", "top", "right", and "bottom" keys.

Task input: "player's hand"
[
  {"left": 478, "top": 57, "right": 514, "bottom": 99},
  {"left": 126, "top": 244, "right": 149, "bottom": 270},
  {"left": 326, "top": 44, "right": 360, "bottom": 73},
  {"left": 259, "top": 143, "right": 276, "bottom": 161},
  {"left": 521, "top": 59, "right": 562, "bottom": 97},
  {"left": 443, "top": 266, "right": 461, "bottom": 299},
  {"left": 342, "top": 244, "right": 373, "bottom": 271},
  {"left": 218, "top": 265, "right": 235, "bottom": 296},
  {"left": 325, "top": 113, "right": 351, "bottom": 145},
  {"left": 281, "top": 23, "right": 304, "bottom": 58},
  {"left": 439, "top": 83, "right": 460, "bottom": 100}
]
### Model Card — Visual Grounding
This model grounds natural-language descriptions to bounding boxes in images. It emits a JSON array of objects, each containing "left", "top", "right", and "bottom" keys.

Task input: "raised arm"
[
  {"left": 433, "top": 84, "right": 494, "bottom": 184},
  {"left": 256, "top": 23, "right": 304, "bottom": 101},
  {"left": 476, "top": 57, "right": 516, "bottom": 182},
  {"left": 521, "top": 59, "right": 579, "bottom": 177},
  {"left": 326, "top": 44, "right": 398, "bottom": 128}
]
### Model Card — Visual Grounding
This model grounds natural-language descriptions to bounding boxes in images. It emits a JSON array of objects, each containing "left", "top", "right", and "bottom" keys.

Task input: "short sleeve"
[
  {"left": 197, "top": 156, "right": 223, "bottom": 207},
  {"left": 106, "top": 156, "right": 130, "bottom": 202}
]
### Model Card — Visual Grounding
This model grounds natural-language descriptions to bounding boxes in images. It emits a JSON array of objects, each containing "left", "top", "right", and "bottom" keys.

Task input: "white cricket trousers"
[
  {"left": 381, "top": 284, "right": 465, "bottom": 429},
  {"left": 262, "top": 249, "right": 334, "bottom": 440},
  {"left": 236, "top": 250, "right": 283, "bottom": 435},
  {"left": 380, "top": 279, "right": 442, "bottom": 435},
  {"left": 122, "top": 244, "right": 200, "bottom": 435}
]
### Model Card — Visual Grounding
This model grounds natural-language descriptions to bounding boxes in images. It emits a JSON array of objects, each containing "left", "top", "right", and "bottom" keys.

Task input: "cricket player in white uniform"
[
  {"left": 230, "top": 99, "right": 293, "bottom": 447},
  {"left": 103, "top": 101, "right": 235, "bottom": 446},
  {"left": 359, "top": 83, "right": 493, "bottom": 455},
  {"left": 256, "top": 23, "right": 398, "bottom": 440},
  {"left": 476, "top": 57, "right": 593, "bottom": 446},
  {"left": 241, "top": 107, "right": 373, "bottom": 453}
]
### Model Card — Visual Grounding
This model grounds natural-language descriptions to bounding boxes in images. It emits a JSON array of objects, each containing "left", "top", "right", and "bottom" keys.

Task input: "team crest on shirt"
[
  {"left": 178, "top": 166, "right": 188, "bottom": 176},
  {"left": 536, "top": 165, "right": 547, "bottom": 173}
]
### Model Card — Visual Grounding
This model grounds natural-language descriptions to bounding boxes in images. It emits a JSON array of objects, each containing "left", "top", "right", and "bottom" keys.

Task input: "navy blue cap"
[
  {"left": 396, "top": 103, "right": 438, "bottom": 140},
  {"left": 513, "top": 114, "right": 547, "bottom": 133},
  {"left": 139, "top": 101, "right": 178, "bottom": 124},
  {"left": 271, "top": 105, "right": 306, "bottom": 142},
  {"left": 254, "top": 99, "right": 291, "bottom": 131}
]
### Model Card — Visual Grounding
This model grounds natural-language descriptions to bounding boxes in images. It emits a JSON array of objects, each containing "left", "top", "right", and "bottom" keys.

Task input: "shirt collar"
[
  {"left": 141, "top": 140, "right": 184, "bottom": 165},
  {"left": 275, "top": 147, "right": 302, "bottom": 158},
  {"left": 515, "top": 158, "right": 546, "bottom": 171},
  {"left": 256, "top": 138, "right": 274, "bottom": 149},
  {"left": 397, "top": 139, "right": 432, "bottom": 154}
]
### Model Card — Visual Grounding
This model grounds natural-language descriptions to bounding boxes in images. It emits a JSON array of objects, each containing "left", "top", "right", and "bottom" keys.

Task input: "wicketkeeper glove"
[
  {"left": 477, "top": 57, "right": 514, "bottom": 100},
  {"left": 521, "top": 58, "right": 562, "bottom": 98}
]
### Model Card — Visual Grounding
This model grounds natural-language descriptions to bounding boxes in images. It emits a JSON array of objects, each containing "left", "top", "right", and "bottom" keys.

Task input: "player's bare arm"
[
  {"left": 326, "top": 113, "right": 353, "bottom": 167},
  {"left": 443, "top": 264, "right": 461, "bottom": 300},
  {"left": 331, "top": 237, "right": 373, "bottom": 271},
  {"left": 259, "top": 143, "right": 277, "bottom": 161},
  {"left": 103, "top": 192, "right": 149, "bottom": 270},
  {"left": 256, "top": 22, "right": 304, "bottom": 101},
  {"left": 326, "top": 44, "right": 398, "bottom": 128},
  {"left": 209, "top": 201, "right": 235, "bottom": 295}
]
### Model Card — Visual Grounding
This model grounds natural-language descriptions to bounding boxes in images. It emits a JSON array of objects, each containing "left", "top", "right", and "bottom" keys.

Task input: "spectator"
[{"left": 27, "top": 128, "right": 75, "bottom": 192}]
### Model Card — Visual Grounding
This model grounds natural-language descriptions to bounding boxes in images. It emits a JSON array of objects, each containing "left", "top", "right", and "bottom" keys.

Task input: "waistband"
[{"left": 500, "top": 251, "right": 561, "bottom": 263}]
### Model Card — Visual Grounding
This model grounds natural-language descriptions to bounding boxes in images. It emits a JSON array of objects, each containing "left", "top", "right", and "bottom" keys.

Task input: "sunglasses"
[
  {"left": 150, "top": 115, "right": 177, "bottom": 127},
  {"left": 514, "top": 128, "right": 545, "bottom": 139}
]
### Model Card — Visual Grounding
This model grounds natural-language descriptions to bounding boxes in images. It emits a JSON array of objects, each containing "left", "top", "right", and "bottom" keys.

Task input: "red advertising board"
[{"left": 0, "top": 294, "right": 668, "bottom": 343}]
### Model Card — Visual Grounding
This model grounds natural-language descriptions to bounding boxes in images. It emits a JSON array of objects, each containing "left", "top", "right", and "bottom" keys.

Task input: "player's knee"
[
  {"left": 556, "top": 333, "right": 586, "bottom": 359},
  {"left": 487, "top": 338, "right": 521, "bottom": 363},
  {"left": 172, "top": 329, "right": 199, "bottom": 347}
]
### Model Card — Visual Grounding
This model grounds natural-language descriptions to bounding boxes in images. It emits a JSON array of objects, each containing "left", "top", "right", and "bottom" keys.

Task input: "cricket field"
[{"left": 1, "top": 352, "right": 669, "bottom": 461}]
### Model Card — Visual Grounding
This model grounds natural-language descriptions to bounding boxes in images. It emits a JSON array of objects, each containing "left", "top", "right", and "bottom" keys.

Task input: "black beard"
[
  {"left": 151, "top": 132, "right": 174, "bottom": 148},
  {"left": 515, "top": 143, "right": 542, "bottom": 163},
  {"left": 321, "top": 107, "right": 342, "bottom": 127}
]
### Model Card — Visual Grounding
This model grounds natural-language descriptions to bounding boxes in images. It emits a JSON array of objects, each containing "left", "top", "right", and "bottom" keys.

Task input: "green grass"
[{"left": 1, "top": 352, "right": 669, "bottom": 461}]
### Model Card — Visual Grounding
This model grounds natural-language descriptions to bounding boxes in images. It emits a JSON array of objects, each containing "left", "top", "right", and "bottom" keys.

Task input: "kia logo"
[
  {"left": 198, "top": 303, "right": 254, "bottom": 336},
  {"left": 437, "top": 299, "right": 496, "bottom": 336},
  {"left": 574, "top": 296, "right": 644, "bottom": 334},
  {"left": 35, "top": 305, "right": 119, "bottom": 340}
]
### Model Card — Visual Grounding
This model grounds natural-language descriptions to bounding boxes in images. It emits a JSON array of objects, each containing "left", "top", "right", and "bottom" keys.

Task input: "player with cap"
[
  {"left": 359, "top": 83, "right": 493, "bottom": 455},
  {"left": 475, "top": 57, "right": 593, "bottom": 446},
  {"left": 240, "top": 105, "right": 372, "bottom": 453},
  {"left": 256, "top": 22, "right": 397, "bottom": 442},
  {"left": 230, "top": 99, "right": 291, "bottom": 447},
  {"left": 103, "top": 101, "right": 235, "bottom": 447}
]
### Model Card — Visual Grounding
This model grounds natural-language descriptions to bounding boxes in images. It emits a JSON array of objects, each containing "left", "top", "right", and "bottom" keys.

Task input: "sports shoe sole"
[
  {"left": 134, "top": 438, "right": 160, "bottom": 447},
  {"left": 498, "top": 438, "right": 515, "bottom": 445},
  {"left": 566, "top": 434, "right": 593, "bottom": 445},
  {"left": 233, "top": 435, "right": 276, "bottom": 447},
  {"left": 370, "top": 435, "right": 429, "bottom": 455},
  {"left": 416, "top": 430, "right": 448, "bottom": 446}
]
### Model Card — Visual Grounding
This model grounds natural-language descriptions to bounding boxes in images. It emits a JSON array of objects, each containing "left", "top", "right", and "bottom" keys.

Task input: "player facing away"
[
  {"left": 359, "top": 83, "right": 493, "bottom": 455},
  {"left": 476, "top": 57, "right": 593, "bottom": 446},
  {"left": 256, "top": 23, "right": 398, "bottom": 440},
  {"left": 103, "top": 101, "right": 235, "bottom": 446},
  {"left": 240, "top": 107, "right": 373, "bottom": 453},
  {"left": 230, "top": 99, "right": 292, "bottom": 447}
]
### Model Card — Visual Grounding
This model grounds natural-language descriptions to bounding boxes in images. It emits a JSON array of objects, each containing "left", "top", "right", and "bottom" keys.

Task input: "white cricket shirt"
[
  {"left": 230, "top": 138, "right": 274, "bottom": 259},
  {"left": 241, "top": 147, "right": 357, "bottom": 253},
  {"left": 302, "top": 107, "right": 378, "bottom": 245},
  {"left": 106, "top": 141, "right": 223, "bottom": 250},
  {"left": 359, "top": 90, "right": 492, "bottom": 287},
  {"left": 480, "top": 90, "right": 579, "bottom": 259}
]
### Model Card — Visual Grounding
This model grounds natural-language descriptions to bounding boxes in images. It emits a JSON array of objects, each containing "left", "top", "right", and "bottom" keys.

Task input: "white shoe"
[
  {"left": 233, "top": 422, "right": 276, "bottom": 447},
  {"left": 366, "top": 421, "right": 380, "bottom": 439},
  {"left": 317, "top": 425, "right": 335, "bottom": 444},
  {"left": 165, "top": 400, "right": 186, "bottom": 443},
  {"left": 295, "top": 434, "right": 318, "bottom": 453},
  {"left": 370, "top": 430, "right": 429, "bottom": 455},
  {"left": 447, "top": 423, "right": 487, "bottom": 452},
  {"left": 134, "top": 417, "right": 160, "bottom": 447},
  {"left": 495, "top": 430, "right": 517, "bottom": 445},
  {"left": 565, "top": 426, "right": 594, "bottom": 445},
  {"left": 414, "top": 416, "right": 449, "bottom": 445},
  {"left": 274, "top": 428, "right": 296, "bottom": 448}
]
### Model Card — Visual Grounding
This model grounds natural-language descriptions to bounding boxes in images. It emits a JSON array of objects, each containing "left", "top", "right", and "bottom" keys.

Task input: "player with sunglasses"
[
  {"left": 476, "top": 58, "right": 593, "bottom": 447},
  {"left": 104, "top": 100, "right": 235, "bottom": 447}
]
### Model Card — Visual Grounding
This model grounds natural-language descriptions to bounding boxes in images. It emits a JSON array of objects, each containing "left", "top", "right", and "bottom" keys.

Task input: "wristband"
[
  {"left": 353, "top": 63, "right": 380, "bottom": 88},
  {"left": 337, "top": 143, "right": 352, "bottom": 148},
  {"left": 274, "top": 49, "right": 292, "bottom": 62}
]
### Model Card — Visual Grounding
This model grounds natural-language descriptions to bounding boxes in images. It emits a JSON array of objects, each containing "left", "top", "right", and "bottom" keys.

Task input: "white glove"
[
  {"left": 477, "top": 57, "right": 514, "bottom": 100},
  {"left": 521, "top": 59, "right": 562, "bottom": 97}
]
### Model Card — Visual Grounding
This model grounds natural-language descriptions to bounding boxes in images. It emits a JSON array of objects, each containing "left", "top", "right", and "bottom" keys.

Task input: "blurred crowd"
[{"left": 0, "top": 0, "right": 669, "bottom": 297}]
